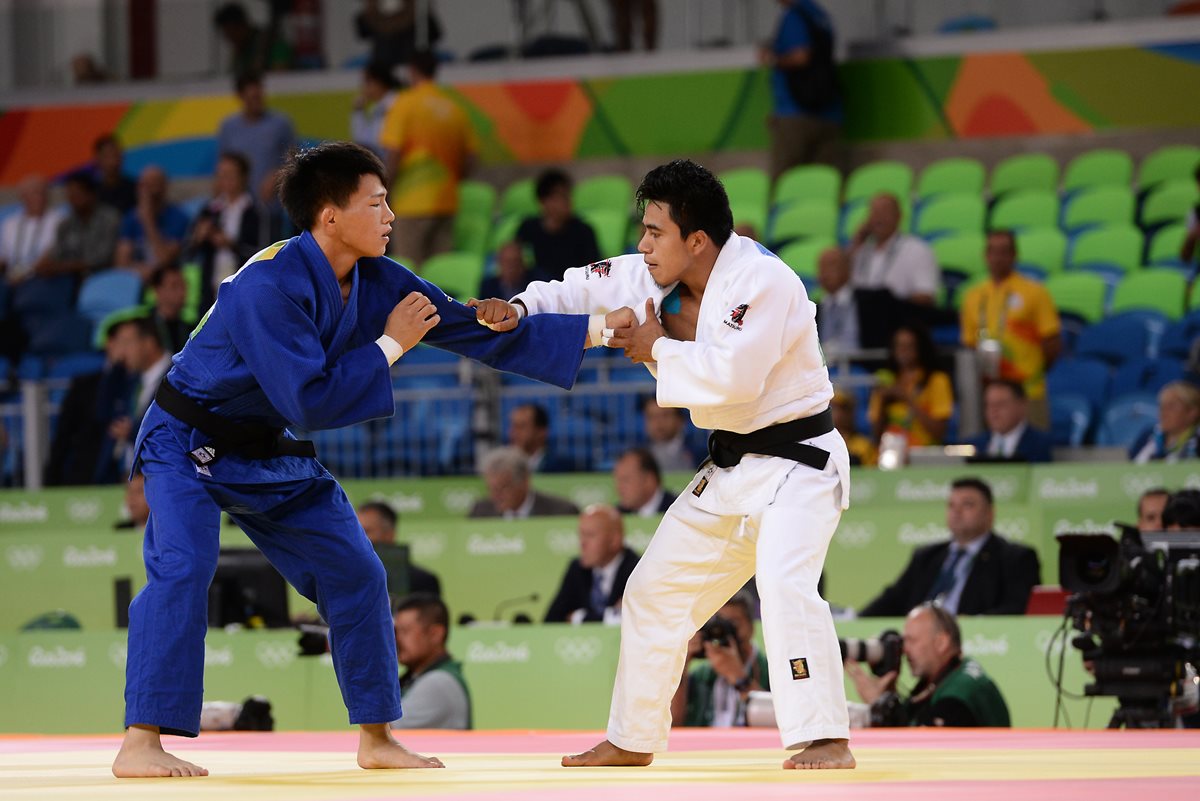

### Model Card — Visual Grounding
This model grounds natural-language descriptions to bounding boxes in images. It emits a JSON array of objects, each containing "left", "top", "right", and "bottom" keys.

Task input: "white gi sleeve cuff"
[
  {"left": 650, "top": 335, "right": 672, "bottom": 362},
  {"left": 376, "top": 334, "right": 404, "bottom": 365},
  {"left": 588, "top": 314, "right": 606, "bottom": 348}
]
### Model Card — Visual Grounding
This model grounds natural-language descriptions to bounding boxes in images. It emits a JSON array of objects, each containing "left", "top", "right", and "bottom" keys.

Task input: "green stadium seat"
[
  {"left": 1110, "top": 269, "right": 1187, "bottom": 320},
  {"left": 1147, "top": 222, "right": 1188, "bottom": 266},
  {"left": 457, "top": 180, "right": 496, "bottom": 220},
  {"left": 1137, "top": 144, "right": 1200, "bottom": 191},
  {"left": 1045, "top": 273, "right": 1107, "bottom": 323},
  {"left": 777, "top": 237, "right": 836, "bottom": 280},
  {"left": 769, "top": 200, "right": 838, "bottom": 245},
  {"left": 1061, "top": 186, "right": 1135, "bottom": 232},
  {"left": 1141, "top": 180, "right": 1200, "bottom": 227},
  {"left": 915, "top": 193, "right": 985, "bottom": 238},
  {"left": 499, "top": 177, "right": 538, "bottom": 219},
  {"left": 487, "top": 213, "right": 523, "bottom": 251},
  {"left": 915, "top": 157, "right": 986, "bottom": 200},
  {"left": 573, "top": 174, "right": 633, "bottom": 215},
  {"left": 773, "top": 164, "right": 841, "bottom": 207},
  {"left": 990, "top": 189, "right": 1059, "bottom": 230},
  {"left": 578, "top": 209, "right": 630, "bottom": 256},
  {"left": 419, "top": 252, "right": 485, "bottom": 300},
  {"left": 1015, "top": 227, "right": 1067, "bottom": 276},
  {"left": 1062, "top": 148, "right": 1134, "bottom": 193},
  {"left": 1068, "top": 224, "right": 1143, "bottom": 276},
  {"left": 844, "top": 160, "right": 913, "bottom": 205},
  {"left": 720, "top": 167, "right": 770, "bottom": 238},
  {"left": 990, "top": 153, "right": 1058, "bottom": 197},
  {"left": 453, "top": 210, "right": 491, "bottom": 256},
  {"left": 932, "top": 231, "right": 986, "bottom": 276}
]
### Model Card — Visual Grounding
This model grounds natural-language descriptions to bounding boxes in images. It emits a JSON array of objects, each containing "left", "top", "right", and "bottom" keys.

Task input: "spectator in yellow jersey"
[
  {"left": 959, "top": 230, "right": 1061, "bottom": 428},
  {"left": 380, "top": 49, "right": 478, "bottom": 267}
]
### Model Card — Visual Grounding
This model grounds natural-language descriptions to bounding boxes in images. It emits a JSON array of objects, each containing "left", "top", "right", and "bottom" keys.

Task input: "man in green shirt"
[{"left": 845, "top": 603, "right": 1009, "bottom": 727}]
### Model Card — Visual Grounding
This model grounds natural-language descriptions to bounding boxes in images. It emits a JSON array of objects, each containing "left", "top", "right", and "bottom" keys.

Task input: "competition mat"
[{"left": 3, "top": 728, "right": 1198, "bottom": 801}]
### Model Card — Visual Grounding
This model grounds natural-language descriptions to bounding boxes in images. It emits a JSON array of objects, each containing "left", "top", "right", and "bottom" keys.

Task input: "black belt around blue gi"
[
  {"left": 707, "top": 408, "right": 834, "bottom": 470},
  {"left": 155, "top": 380, "right": 316, "bottom": 467}
]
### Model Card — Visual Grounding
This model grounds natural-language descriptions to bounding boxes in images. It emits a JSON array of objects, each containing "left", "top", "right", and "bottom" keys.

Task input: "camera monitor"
[
  {"left": 208, "top": 548, "right": 291, "bottom": 629},
  {"left": 373, "top": 542, "right": 411, "bottom": 600}
]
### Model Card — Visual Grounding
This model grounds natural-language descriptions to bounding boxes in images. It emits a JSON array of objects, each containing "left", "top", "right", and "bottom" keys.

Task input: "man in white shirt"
[
  {"left": 848, "top": 193, "right": 939, "bottom": 305},
  {"left": 471, "top": 159, "right": 854, "bottom": 769},
  {"left": 391, "top": 593, "right": 471, "bottom": 729},
  {"left": 0, "top": 175, "right": 66, "bottom": 283}
]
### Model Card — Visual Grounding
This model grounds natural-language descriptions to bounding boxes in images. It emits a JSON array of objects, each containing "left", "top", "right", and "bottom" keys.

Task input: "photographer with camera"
[
  {"left": 671, "top": 592, "right": 769, "bottom": 728},
  {"left": 844, "top": 603, "right": 1010, "bottom": 728}
]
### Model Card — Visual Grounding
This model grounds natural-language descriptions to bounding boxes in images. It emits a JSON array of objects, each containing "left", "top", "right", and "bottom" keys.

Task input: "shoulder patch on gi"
[
  {"left": 790, "top": 657, "right": 810, "bottom": 680},
  {"left": 585, "top": 259, "right": 612, "bottom": 279},
  {"left": 251, "top": 241, "right": 289, "bottom": 263},
  {"left": 723, "top": 303, "right": 750, "bottom": 331}
]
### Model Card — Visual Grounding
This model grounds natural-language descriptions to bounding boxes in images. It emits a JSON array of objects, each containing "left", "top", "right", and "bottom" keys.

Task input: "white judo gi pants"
[{"left": 607, "top": 431, "right": 851, "bottom": 752}]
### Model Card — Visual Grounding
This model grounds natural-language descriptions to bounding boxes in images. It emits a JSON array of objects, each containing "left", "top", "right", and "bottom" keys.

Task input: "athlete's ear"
[
  {"left": 690, "top": 230, "right": 709, "bottom": 253},
  {"left": 320, "top": 204, "right": 337, "bottom": 227}
]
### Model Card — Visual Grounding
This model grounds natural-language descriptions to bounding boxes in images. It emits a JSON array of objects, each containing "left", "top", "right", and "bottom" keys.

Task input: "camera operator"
[
  {"left": 1163, "top": 488, "right": 1200, "bottom": 531},
  {"left": 844, "top": 603, "right": 1010, "bottom": 727},
  {"left": 671, "top": 591, "right": 768, "bottom": 727}
]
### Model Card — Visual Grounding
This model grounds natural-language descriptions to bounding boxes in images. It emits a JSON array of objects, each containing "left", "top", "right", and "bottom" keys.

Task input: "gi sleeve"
[
  {"left": 651, "top": 266, "right": 795, "bottom": 409},
  {"left": 515, "top": 260, "right": 653, "bottom": 322},
  {"left": 224, "top": 281, "right": 395, "bottom": 431}
]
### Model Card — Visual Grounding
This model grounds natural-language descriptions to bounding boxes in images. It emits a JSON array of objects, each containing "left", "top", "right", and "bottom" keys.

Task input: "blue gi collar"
[{"left": 296, "top": 231, "right": 361, "bottom": 358}]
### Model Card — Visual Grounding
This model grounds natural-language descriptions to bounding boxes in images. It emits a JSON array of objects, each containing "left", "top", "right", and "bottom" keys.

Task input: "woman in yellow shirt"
[{"left": 868, "top": 323, "right": 954, "bottom": 447}]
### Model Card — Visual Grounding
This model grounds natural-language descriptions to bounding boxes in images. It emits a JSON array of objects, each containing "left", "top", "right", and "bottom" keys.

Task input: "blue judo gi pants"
[{"left": 124, "top": 424, "right": 401, "bottom": 737}]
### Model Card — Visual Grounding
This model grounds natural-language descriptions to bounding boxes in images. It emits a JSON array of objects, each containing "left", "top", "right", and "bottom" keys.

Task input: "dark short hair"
[
  {"left": 951, "top": 477, "right": 994, "bottom": 506},
  {"left": 149, "top": 264, "right": 182, "bottom": 289},
  {"left": 617, "top": 447, "right": 662, "bottom": 483},
  {"left": 636, "top": 159, "right": 733, "bottom": 247},
  {"left": 986, "top": 228, "right": 1017, "bottom": 251},
  {"left": 917, "top": 602, "right": 962, "bottom": 651},
  {"left": 409, "top": 48, "right": 439, "bottom": 79},
  {"left": 214, "top": 2, "right": 248, "bottom": 28},
  {"left": 535, "top": 168, "right": 572, "bottom": 200},
  {"left": 92, "top": 133, "right": 120, "bottom": 155},
  {"left": 1163, "top": 489, "right": 1200, "bottom": 529},
  {"left": 394, "top": 592, "right": 449, "bottom": 631},
  {"left": 514, "top": 403, "right": 549, "bottom": 430},
  {"left": 722, "top": 590, "right": 757, "bottom": 623},
  {"left": 234, "top": 71, "right": 263, "bottom": 95},
  {"left": 109, "top": 315, "right": 161, "bottom": 347},
  {"left": 364, "top": 60, "right": 400, "bottom": 90},
  {"left": 218, "top": 151, "right": 251, "bottom": 179},
  {"left": 985, "top": 378, "right": 1026, "bottom": 401},
  {"left": 277, "top": 141, "right": 387, "bottom": 231},
  {"left": 358, "top": 500, "right": 397, "bottom": 531},
  {"left": 63, "top": 169, "right": 97, "bottom": 193}
]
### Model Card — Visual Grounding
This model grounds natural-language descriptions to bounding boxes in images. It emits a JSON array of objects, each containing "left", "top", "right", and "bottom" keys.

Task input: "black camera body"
[
  {"left": 839, "top": 630, "right": 903, "bottom": 677},
  {"left": 701, "top": 615, "right": 740, "bottom": 649}
]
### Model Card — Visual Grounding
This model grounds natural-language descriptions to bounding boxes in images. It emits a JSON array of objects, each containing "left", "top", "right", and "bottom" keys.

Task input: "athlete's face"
[
  {"left": 334, "top": 174, "right": 395, "bottom": 259},
  {"left": 638, "top": 201, "right": 701, "bottom": 287}
]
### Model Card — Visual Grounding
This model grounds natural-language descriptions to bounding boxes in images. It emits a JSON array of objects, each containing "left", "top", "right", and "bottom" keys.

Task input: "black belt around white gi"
[
  {"left": 707, "top": 408, "right": 834, "bottom": 470},
  {"left": 155, "top": 380, "right": 316, "bottom": 467}
]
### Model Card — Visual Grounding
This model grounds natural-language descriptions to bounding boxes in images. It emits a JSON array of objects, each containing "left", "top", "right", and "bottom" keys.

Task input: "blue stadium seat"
[
  {"left": 1073, "top": 316, "right": 1152, "bottom": 365},
  {"left": 1158, "top": 319, "right": 1197, "bottom": 360},
  {"left": 12, "top": 275, "right": 75, "bottom": 317},
  {"left": 77, "top": 269, "right": 143, "bottom": 323},
  {"left": 46, "top": 352, "right": 105, "bottom": 379},
  {"left": 1048, "top": 393, "right": 1092, "bottom": 447},
  {"left": 1046, "top": 357, "right": 1111, "bottom": 411},
  {"left": 1096, "top": 393, "right": 1159, "bottom": 448},
  {"left": 1111, "top": 358, "right": 1185, "bottom": 396}
]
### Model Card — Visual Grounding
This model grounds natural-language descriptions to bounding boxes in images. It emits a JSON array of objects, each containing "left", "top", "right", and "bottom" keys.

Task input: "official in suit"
[
  {"left": 468, "top": 446, "right": 580, "bottom": 519},
  {"left": 545, "top": 504, "right": 640, "bottom": 623},
  {"left": 507, "top": 402, "right": 576, "bottom": 472},
  {"left": 860, "top": 477, "right": 1040, "bottom": 617},
  {"left": 963, "top": 380, "right": 1053, "bottom": 463},
  {"left": 614, "top": 447, "right": 677, "bottom": 517}
]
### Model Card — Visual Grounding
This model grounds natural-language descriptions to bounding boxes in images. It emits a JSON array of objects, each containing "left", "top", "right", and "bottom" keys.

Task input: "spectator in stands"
[
  {"left": 760, "top": 0, "right": 841, "bottom": 181},
  {"left": 217, "top": 73, "right": 296, "bottom": 207},
  {"left": 147, "top": 265, "right": 191, "bottom": 355},
  {"left": 1163, "top": 488, "right": 1200, "bottom": 530},
  {"left": 868, "top": 322, "right": 953, "bottom": 448},
  {"left": 613, "top": 447, "right": 676, "bottom": 516},
  {"left": 355, "top": 0, "right": 442, "bottom": 72},
  {"left": 478, "top": 241, "right": 547, "bottom": 300},
  {"left": 815, "top": 246, "right": 861, "bottom": 357},
  {"left": 113, "top": 166, "right": 190, "bottom": 281},
  {"left": 115, "top": 473, "right": 151, "bottom": 530},
  {"left": 391, "top": 593, "right": 471, "bottom": 729},
  {"left": 43, "top": 319, "right": 135, "bottom": 486},
  {"left": 103, "top": 317, "right": 171, "bottom": 481},
  {"left": 356, "top": 500, "right": 442, "bottom": 596},
  {"left": 641, "top": 396, "right": 705, "bottom": 472},
  {"left": 962, "top": 380, "right": 1053, "bottom": 463},
  {"left": 1137, "top": 487, "right": 1171, "bottom": 532},
  {"left": 848, "top": 193, "right": 940, "bottom": 306},
  {"left": 1130, "top": 381, "right": 1200, "bottom": 463},
  {"left": 859, "top": 477, "right": 1041, "bottom": 617},
  {"left": 831, "top": 390, "right": 876, "bottom": 467},
  {"left": 281, "top": 0, "right": 324, "bottom": 70},
  {"left": 959, "top": 229, "right": 1061, "bottom": 428},
  {"left": 0, "top": 176, "right": 66, "bottom": 285},
  {"left": 671, "top": 591, "right": 767, "bottom": 727},
  {"left": 468, "top": 446, "right": 580, "bottom": 519},
  {"left": 30, "top": 170, "right": 121, "bottom": 281},
  {"left": 351, "top": 61, "right": 403, "bottom": 161},
  {"left": 845, "top": 603, "right": 1011, "bottom": 727},
  {"left": 187, "top": 152, "right": 265, "bottom": 308},
  {"left": 515, "top": 168, "right": 601, "bottom": 280},
  {"left": 91, "top": 134, "right": 137, "bottom": 214},
  {"left": 609, "top": 0, "right": 658, "bottom": 52},
  {"left": 380, "top": 49, "right": 477, "bottom": 266},
  {"left": 507, "top": 402, "right": 573, "bottom": 472},
  {"left": 213, "top": 2, "right": 289, "bottom": 75},
  {"left": 545, "top": 504, "right": 639, "bottom": 623}
]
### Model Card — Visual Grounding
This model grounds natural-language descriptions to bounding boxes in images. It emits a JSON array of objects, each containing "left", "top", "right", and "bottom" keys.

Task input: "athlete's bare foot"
[
  {"left": 356, "top": 724, "right": 445, "bottom": 769},
  {"left": 783, "top": 738, "right": 855, "bottom": 770},
  {"left": 561, "top": 739, "right": 653, "bottom": 767},
  {"left": 112, "top": 725, "right": 209, "bottom": 778}
]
